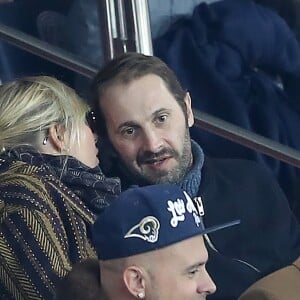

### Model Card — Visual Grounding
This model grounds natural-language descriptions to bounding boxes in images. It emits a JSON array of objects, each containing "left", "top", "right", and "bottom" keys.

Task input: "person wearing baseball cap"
[{"left": 92, "top": 183, "right": 239, "bottom": 300}]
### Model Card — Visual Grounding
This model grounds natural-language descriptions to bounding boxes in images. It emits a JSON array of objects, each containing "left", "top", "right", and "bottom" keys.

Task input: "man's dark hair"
[
  {"left": 55, "top": 258, "right": 106, "bottom": 300},
  {"left": 90, "top": 52, "right": 187, "bottom": 137}
]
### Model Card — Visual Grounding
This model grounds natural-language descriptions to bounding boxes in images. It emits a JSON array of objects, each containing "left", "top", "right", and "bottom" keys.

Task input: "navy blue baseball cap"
[{"left": 92, "top": 184, "right": 239, "bottom": 260}]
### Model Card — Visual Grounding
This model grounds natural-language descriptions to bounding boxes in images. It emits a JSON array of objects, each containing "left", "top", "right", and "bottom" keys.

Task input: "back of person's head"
[
  {"left": 91, "top": 52, "right": 187, "bottom": 137},
  {"left": 55, "top": 258, "right": 107, "bottom": 300},
  {"left": 0, "top": 76, "right": 89, "bottom": 152}
]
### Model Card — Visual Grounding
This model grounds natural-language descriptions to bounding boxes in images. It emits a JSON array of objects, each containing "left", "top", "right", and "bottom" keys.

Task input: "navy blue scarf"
[
  {"left": 180, "top": 140, "right": 205, "bottom": 198},
  {"left": 3, "top": 147, "right": 121, "bottom": 213}
]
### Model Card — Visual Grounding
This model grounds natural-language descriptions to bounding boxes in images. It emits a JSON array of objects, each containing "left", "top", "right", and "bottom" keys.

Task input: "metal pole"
[
  {"left": 130, "top": 0, "right": 153, "bottom": 55},
  {"left": 98, "top": 0, "right": 116, "bottom": 61},
  {"left": 98, "top": 0, "right": 153, "bottom": 62}
]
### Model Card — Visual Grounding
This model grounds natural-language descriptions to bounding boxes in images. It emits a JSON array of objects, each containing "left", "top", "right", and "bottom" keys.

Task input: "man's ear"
[
  {"left": 123, "top": 266, "right": 146, "bottom": 299},
  {"left": 185, "top": 92, "right": 194, "bottom": 128},
  {"left": 48, "top": 125, "right": 67, "bottom": 152}
]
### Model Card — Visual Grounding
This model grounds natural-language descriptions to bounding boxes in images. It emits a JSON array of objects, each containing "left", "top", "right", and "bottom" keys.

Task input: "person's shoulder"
[
  {"left": 0, "top": 156, "right": 50, "bottom": 185},
  {"left": 0, "top": 154, "right": 47, "bottom": 177},
  {"left": 0, "top": 157, "right": 61, "bottom": 210},
  {"left": 203, "top": 156, "right": 290, "bottom": 208},
  {"left": 0, "top": 155, "right": 96, "bottom": 226},
  {"left": 203, "top": 156, "right": 281, "bottom": 195},
  {"left": 205, "top": 156, "right": 272, "bottom": 177}
]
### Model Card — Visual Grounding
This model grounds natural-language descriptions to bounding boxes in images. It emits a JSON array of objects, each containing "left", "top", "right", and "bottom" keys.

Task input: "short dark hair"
[
  {"left": 90, "top": 52, "right": 187, "bottom": 137},
  {"left": 55, "top": 259, "right": 106, "bottom": 300}
]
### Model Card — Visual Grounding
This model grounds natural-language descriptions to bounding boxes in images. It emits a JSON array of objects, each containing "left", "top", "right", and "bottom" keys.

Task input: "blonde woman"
[{"left": 0, "top": 76, "right": 120, "bottom": 300}]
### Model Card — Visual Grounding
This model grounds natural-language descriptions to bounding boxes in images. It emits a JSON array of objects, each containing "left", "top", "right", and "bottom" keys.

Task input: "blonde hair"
[{"left": 0, "top": 76, "right": 89, "bottom": 152}]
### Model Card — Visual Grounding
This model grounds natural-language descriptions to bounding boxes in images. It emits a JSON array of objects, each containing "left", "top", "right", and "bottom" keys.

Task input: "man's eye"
[
  {"left": 158, "top": 114, "right": 168, "bottom": 122},
  {"left": 188, "top": 269, "right": 199, "bottom": 278},
  {"left": 123, "top": 128, "right": 135, "bottom": 135}
]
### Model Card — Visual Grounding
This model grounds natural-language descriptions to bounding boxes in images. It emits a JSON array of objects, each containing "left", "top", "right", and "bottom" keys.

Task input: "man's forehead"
[
  {"left": 100, "top": 75, "right": 172, "bottom": 105},
  {"left": 146, "top": 236, "right": 207, "bottom": 275},
  {"left": 99, "top": 75, "right": 177, "bottom": 124}
]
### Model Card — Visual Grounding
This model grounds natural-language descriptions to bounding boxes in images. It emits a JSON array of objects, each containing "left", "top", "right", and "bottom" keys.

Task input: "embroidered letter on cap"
[
  {"left": 167, "top": 198, "right": 186, "bottom": 227},
  {"left": 124, "top": 216, "right": 160, "bottom": 243}
]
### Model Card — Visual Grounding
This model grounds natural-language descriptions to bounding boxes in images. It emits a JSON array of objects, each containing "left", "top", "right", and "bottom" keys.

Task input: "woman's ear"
[
  {"left": 185, "top": 92, "right": 194, "bottom": 128},
  {"left": 48, "top": 124, "right": 67, "bottom": 152},
  {"left": 123, "top": 266, "right": 146, "bottom": 299}
]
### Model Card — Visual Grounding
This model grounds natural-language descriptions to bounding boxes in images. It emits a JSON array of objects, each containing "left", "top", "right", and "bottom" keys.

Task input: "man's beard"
[{"left": 117, "top": 128, "right": 192, "bottom": 186}]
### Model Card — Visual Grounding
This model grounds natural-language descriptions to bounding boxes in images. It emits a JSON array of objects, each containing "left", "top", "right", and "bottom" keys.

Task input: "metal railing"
[
  {"left": 194, "top": 111, "right": 300, "bottom": 168},
  {"left": 0, "top": 23, "right": 97, "bottom": 78}
]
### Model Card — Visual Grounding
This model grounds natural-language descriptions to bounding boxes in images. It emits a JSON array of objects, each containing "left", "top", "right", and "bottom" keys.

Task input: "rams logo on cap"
[{"left": 124, "top": 216, "right": 160, "bottom": 243}]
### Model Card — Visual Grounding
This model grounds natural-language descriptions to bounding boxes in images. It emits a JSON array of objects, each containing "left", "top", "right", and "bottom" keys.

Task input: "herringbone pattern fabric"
[{"left": 0, "top": 159, "right": 97, "bottom": 300}]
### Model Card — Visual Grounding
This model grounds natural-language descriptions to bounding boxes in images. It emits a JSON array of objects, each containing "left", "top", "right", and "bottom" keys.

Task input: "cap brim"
[{"left": 201, "top": 219, "right": 240, "bottom": 236}]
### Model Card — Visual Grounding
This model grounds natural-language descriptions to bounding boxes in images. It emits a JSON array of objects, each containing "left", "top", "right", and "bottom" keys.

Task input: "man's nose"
[
  {"left": 197, "top": 270, "right": 217, "bottom": 296},
  {"left": 142, "top": 128, "right": 163, "bottom": 152}
]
